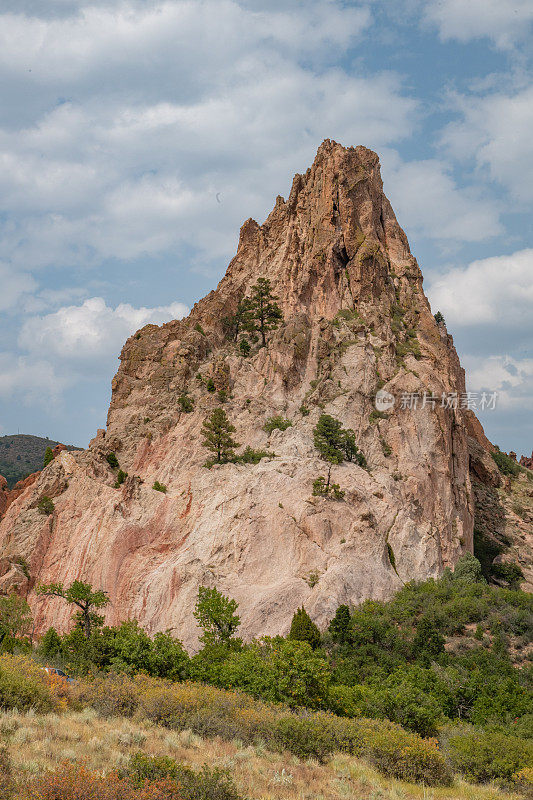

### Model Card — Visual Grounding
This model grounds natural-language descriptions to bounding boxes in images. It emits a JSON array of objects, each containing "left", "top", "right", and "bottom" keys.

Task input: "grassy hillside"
[
  {"left": 0, "top": 656, "right": 527, "bottom": 799},
  {"left": 0, "top": 707, "right": 523, "bottom": 800},
  {"left": 0, "top": 434, "right": 80, "bottom": 488}
]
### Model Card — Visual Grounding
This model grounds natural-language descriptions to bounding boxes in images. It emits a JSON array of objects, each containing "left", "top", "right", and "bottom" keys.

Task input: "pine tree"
[
  {"left": 43, "top": 447, "right": 54, "bottom": 467},
  {"left": 313, "top": 414, "right": 366, "bottom": 490},
  {"left": 39, "top": 626, "right": 62, "bottom": 659},
  {"left": 223, "top": 298, "right": 254, "bottom": 341},
  {"left": 289, "top": 606, "right": 321, "bottom": 649},
  {"left": 201, "top": 408, "right": 240, "bottom": 464},
  {"left": 247, "top": 278, "right": 282, "bottom": 347},
  {"left": 328, "top": 604, "right": 352, "bottom": 645}
]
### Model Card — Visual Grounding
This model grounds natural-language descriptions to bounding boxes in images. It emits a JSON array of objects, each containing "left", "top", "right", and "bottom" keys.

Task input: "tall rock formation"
[{"left": 0, "top": 141, "right": 475, "bottom": 648}]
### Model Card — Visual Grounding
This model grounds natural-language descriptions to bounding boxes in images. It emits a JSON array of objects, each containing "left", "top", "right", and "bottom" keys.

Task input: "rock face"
[
  {"left": 520, "top": 452, "right": 533, "bottom": 470},
  {"left": 0, "top": 141, "right": 476, "bottom": 648}
]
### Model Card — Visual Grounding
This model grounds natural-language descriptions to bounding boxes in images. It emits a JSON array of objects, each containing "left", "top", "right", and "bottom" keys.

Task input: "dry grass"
[{"left": 0, "top": 710, "right": 521, "bottom": 800}]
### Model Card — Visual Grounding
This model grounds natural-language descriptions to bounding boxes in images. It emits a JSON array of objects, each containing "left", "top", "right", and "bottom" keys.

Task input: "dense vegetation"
[{"left": 0, "top": 554, "right": 529, "bottom": 791}]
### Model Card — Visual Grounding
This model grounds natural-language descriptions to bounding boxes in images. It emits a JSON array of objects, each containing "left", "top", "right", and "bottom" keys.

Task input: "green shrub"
[
  {"left": 178, "top": 394, "right": 194, "bottom": 413},
  {"left": 264, "top": 415, "right": 292, "bottom": 433},
  {"left": 106, "top": 452, "right": 120, "bottom": 469},
  {"left": 238, "top": 446, "right": 274, "bottom": 464},
  {"left": 446, "top": 728, "right": 533, "bottom": 784},
  {"left": 122, "top": 753, "right": 241, "bottom": 800},
  {"left": 152, "top": 481, "right": 167, "bottom": 493},
  {"left": 492, "top": 448, "right": 520, "bottom": 477},
  {"left": 194, "top": 322, "right": 206, "bottom": 336},
  {"left": 43, "top": 446, "right": 54, "bottom": 467},
  {"left": 0, "top": 655, "right": 55, "bottom": 712},
  {"left": 272, "top": 715, "right": 335, "bottom": 762},
  {"left": 238, "top": 338, "right": 250, "bottom": 357},
  {"left": 114, "top": 469, "right": 128, "bottom": 488},
  {"left": 312, "top": 477, "right": 344, "bottom": 499},
  {"left": 37, "top": 496, "right": 54, "bottom": 515},
  {"left": 299, "top": 405, "right": 310, "bottom": 416},
  {"left": 206, "top": 378, "right": 216, "bottom": 392},
  {"left": 434, "top": 311, "right": 445, "bottom": 325}
]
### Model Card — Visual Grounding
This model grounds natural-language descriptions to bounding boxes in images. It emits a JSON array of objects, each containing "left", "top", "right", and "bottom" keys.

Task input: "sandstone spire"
[{"left": 0, "top": 141, "right": 476, "bottom": 647}]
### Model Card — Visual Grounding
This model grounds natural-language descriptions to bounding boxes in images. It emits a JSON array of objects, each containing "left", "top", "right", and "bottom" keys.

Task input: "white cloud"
[
  {"left": 0, "top": 1, "right": 371, "bottom": 82},
  {"left": 423, "top": 0, "right": 533, "bottom": 51},
  {"left": 0, "top": 263, "right": 37, "bottom": 311},
  {"left": 0, "top": 68, "right": 418, "bottom": 269},
  {"left": 462, "top": 354, "right": 533, "bottom": 411},
  {"left": 19, "top": 296, "right": 188, "bottom": 366},
  {"left": 442, "top": 85, "right": 533, "bottom": 204},
  {"left": 381, "top": 154, "right": 501, "bottom": 243},
  {"left": 427, "top": 248, "right": 533, "bottom": 326},
  {"left": 0, "top": 352, "right": 67, "bottom": 403}
]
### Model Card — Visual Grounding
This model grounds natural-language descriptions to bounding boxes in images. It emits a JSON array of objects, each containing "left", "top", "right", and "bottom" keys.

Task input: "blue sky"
[{"left": 0, "top": 0, "right": 532, "bottom": 454}]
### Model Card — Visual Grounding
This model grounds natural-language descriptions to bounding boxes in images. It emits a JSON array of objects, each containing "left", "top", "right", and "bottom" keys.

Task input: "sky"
[{"left": 0, "top": 0, "right": 532, "bottom": 455}]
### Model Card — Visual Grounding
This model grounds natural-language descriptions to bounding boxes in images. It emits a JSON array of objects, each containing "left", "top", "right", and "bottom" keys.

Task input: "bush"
[
  {"left": 272, "top": 715, "right": 335, "bottom": 762},
  {"left": 312, "top": 477, "right": 344, "bottom": 499},
  {"left": 178, "top": 394, "right": 194, "bottom": 413},
  {"left": 37, "top": 496, "right": 55, "bottom": 515},
  {"left": 114, "top": 469, "right": 128, "bottom": 488},
  {"left": 106, "top": 452, "right": 120, "bottom": 469},
  {"left": 19, "top": 764, "right": 183, "bottom": 800},
  {"left": 0, "top": 655, "right": 56, "bottom": 712},
  {"left": 238, "top": 338, "right": 250, "bottom": 357},
  {"left": 492, "top": 448, "right": 520, "bottom": 477},
  {"left": 445, "top": 728, "right": 533, "bottom": 784},
  {"left": 122, "top": 753, "right": 242, "bottom": 800},
  {"left": 263, "top": 415, "right": 292, "bottom": 433},
  {"left": 152, "top": 481, "right": 167, "bottom": 493},
  {"left": 206, "top": 378, "right": 216, "bottom": 393},
  {"left": 237, "top": 446, "right": 274, "bottom": 464}
]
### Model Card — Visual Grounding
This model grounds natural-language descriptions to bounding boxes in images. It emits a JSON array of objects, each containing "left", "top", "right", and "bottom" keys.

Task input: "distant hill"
[{"left": 0, "top": 435, "right": 81, "bottom": 488}]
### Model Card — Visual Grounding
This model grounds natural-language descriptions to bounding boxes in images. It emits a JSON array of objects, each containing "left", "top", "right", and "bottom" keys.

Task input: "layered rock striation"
[{"left": 0, "top": 141, "right": 477, "bottom": 648}]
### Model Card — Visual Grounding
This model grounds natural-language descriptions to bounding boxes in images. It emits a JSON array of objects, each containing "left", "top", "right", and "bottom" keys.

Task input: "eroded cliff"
[{"left": 0, "top": 141, "right": 476, "bottom": 648}]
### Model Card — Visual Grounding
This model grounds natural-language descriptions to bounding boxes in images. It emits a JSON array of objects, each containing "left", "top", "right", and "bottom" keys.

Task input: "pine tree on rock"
[
  {"left": 289, "top": 606, "right": 321, "bottom": 649},
  {"left": 201, "top": 408, "right": 240, "bottom": 464},
  {"left": 248, "top": 277, "right": 282, "bottom": 347},
  {"left": 223, "top": 298, "right": 254, "bottom": 342},
  {"left": 313, "top": 414, "right": 366, "bottom": 492},
  {"left": 43, "top": 447, "right": 54, "bottom": 467}
]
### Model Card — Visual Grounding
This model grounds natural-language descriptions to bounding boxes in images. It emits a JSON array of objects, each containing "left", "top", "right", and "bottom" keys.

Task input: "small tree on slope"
[
  {"left": 248, "top": 277, "right": 283, "bottom": 347},
  {"left": 201, "top": 408, "right": 240, "bottom": 464}
]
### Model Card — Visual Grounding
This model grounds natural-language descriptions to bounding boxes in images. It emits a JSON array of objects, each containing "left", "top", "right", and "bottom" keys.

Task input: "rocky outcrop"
[
  {"left": 0, "top": 141, "right": 477, "bottom": 648},
  {"left": 520, "top": 452, "right": 533, "bottom": 470}
]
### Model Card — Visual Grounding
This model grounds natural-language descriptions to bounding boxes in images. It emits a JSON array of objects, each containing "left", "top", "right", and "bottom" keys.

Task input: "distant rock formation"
[{"left": 520, "top": 451, "right": 533, "bottom": 470}]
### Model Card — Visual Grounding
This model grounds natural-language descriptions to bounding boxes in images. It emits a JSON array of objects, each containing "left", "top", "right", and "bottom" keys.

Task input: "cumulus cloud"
[
  {"left": 0, "top": 70, "right": 418, "bottom": 269},
  {"left": 462, "top": 354, "right": 533, "bottom": 412},
  {"left": 381, "top": 155, "right": 502, "bottom": 243},
  {"left": 427, "top": 248, "right": 533, "bottom": 327},
  {"left": 0, "top": 352, "right": 67, "bottom": 403},
  {"left": 19, "top": 297, "right": 189, "bottom": 366},
  {"left": 442, "top": 85, "right": 533, "bottom": 204},
  {"left": 423, "top": 0, "right": 533, "bottom": 51}
]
